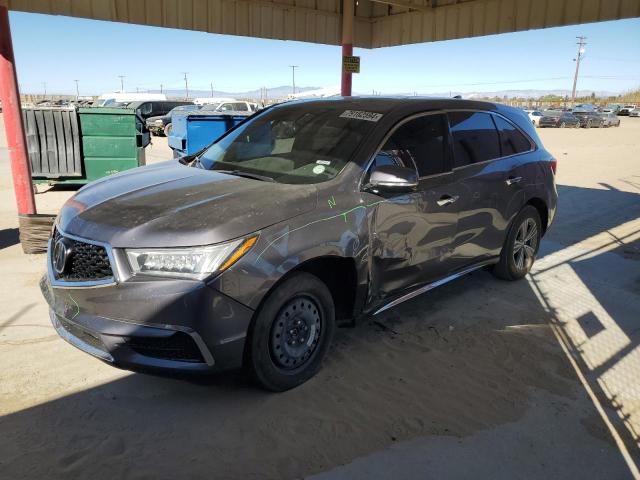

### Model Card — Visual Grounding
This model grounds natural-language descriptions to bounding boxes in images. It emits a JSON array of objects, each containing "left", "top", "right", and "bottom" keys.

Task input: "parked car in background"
[
  {"left": 98, "top": 92, "right": 167, "bottom": 107},
  {"left": 146, "top": 104, "right": 201, "bottom": 136},
  {"left": 629, "top": 109, "right": 640, "bottom": 117},
  {"left": 525, "top": 110, "right": 544, "bottom": 126},
  {"left": 599, "top": 112, "right": 621, "bottom": 127},
  {"left": 618, "top": 105, "right": 637, "bottom": 116},
  {"left": 41, "top": 98, "right": 557, "bottom": 391},
  {"left": 201, "top": 101, "right": 259, "bottom": 113},
  {"left": 573, "top": 111, "right": 605, "bottom": 128},
  {"left": 538, "top": 111, "right": 580, "bottom": 128},
  {"left": 128, "top": 100, "right": 195, "bottom": 121},
  {"left": 602, "top": 104, "right": 621, "bottom": 114},
  {"left": 573, "top": 104, "right": 596, "bottom": 112}
]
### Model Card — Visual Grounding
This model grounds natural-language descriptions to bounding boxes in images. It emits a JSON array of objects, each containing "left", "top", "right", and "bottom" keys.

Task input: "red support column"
[
  {"left": 341, "top": 43, "right": 353, "bottom": 97},
  {"left": 341, "top": 0, "right": 354, "bottom": 97},
  {"left": 0, "top": 5, "right": 36, "bottom": 215}
]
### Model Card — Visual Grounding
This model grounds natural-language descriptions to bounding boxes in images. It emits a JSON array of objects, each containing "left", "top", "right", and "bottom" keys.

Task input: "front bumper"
[{"left": 41, "top": 268, "right": 255, "bottom": 374}]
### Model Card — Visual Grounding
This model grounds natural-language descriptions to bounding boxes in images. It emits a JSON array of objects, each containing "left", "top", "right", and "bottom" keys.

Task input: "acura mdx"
[{"left": 41, "top": 98, "right": 557, "bottom": 391}]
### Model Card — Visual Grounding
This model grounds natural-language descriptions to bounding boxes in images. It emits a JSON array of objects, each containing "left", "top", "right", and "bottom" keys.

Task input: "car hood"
[
  {"left": 146, "top": 115, "right": 168, "bottom": 123},
  {"left": 57, "top": 161, "right": 318, "bottom": 248}
]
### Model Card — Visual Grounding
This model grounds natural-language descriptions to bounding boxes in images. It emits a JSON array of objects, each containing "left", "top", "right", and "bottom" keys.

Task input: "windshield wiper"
[{"left": 215, "top": 169, "right": 275, "bottom": 182}]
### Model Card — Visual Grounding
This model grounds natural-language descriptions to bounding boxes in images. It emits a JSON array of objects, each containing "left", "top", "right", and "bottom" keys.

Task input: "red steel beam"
[
  {"left": 0, "top": 4, "right": 36, "bottom": 215},
  {"left": 341, "top": 0, "right": 354, "bottom": 97}
]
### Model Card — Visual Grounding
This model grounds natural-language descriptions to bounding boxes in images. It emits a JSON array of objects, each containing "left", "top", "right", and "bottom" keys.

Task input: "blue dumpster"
[{"left": 168, "top": 110, "right": 251, "bottom": 157}]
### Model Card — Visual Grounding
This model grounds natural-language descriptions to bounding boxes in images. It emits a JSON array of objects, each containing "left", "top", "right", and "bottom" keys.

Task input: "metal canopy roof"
[{"left": 4, "top": 0, "right": 640, "bottom": 48}]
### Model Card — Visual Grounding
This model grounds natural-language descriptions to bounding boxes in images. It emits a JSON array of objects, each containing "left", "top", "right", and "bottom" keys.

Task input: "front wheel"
[
  {"left": 493, "top": 206, "right": 542, "bottom": 281},
  {"left": 560, "top": 122, "right": 566, "bottom": 128},
  {"left": 164, "top": 123, "right": 172, "bottom": 136},
  {"left": 246, "top": 272, "right": 335, "bottom": 391}
]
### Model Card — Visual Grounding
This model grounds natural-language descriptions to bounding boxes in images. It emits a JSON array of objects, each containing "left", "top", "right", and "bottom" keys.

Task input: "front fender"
[{"left": 210, "top": 193, "right": 372, "bottom": 310}]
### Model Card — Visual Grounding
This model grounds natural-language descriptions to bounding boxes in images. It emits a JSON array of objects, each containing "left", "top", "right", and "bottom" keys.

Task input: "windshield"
[{"left": 197, "top": 105, "right": 379, "bottom": 184}]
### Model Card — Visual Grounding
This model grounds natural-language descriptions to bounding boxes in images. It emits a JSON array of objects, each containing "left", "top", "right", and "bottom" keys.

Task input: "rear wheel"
[
  {"left": 493, "top": 206, "right": 542, "bottom": 281},
  {"left": 560, "top": 122, "right": 566, "bottom": 128},
  {"left": 247, "top": 272, "right": 335, "bottom": 391}
]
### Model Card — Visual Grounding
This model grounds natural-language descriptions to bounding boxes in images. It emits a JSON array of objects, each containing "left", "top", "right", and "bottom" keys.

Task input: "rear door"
[
  {"left": 369, "top": 113, "right": 466, "bottom": 301},
  {"left": 446, "top": 111, "right": 532, "bottom": 269}
]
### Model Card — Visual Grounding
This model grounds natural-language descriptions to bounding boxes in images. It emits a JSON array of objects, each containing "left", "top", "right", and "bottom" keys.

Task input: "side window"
[
  {"left": 493, "top": 116, "right": 531, "bottom": 156},
  {"left": 139, "top": 102, "right": 153, "bottom": 115},
  {"left": 234, "top": 102, "right": 249, "bottom": 111},
  {"left": 448, "top": 111, "right": 500, "bottom": 168},
  {"left": 373, "top": 114, "right": 448, "bottom": 177}
]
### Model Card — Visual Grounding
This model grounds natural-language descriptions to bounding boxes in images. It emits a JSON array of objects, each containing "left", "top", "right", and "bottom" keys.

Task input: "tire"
[
  {"left": 560, "top": 122, "right": 566, "bottom": 128},
  {"left": 585, "top": 120, "right": 592, "bottom": 129},
  {"left": 247, "top": 272, "right": 335, "bottom": 391},
  {"left": 164, "top": 123, "right": 172, "bottom": 136},
  {"left": 492, "top": 205, "right": 542, "bottom": 281}
]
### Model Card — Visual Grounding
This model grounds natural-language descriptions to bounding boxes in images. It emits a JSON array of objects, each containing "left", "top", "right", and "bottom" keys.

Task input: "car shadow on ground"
[
  {"left": 0, "top": 227, "right": 19, "bottom": 249},
  {"left": 1, "top": 183, "right": 638, "bottom": 479}
]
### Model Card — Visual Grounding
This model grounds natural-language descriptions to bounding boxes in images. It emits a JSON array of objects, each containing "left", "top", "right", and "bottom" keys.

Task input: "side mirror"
[{"left": 365, "top": 164, "right": 418, "bottom": 193}]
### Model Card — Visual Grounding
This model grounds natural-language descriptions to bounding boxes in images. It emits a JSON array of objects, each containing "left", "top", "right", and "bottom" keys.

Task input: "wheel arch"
[
  {"left": 525, "top": 197, "right": 549, "bottom": 235},
  {"left": 251, "top": 255, "right": 359, "bottom": 324}
]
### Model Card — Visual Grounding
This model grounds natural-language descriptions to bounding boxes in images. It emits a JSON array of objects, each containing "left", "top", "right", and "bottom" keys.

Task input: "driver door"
[{"left": 368, "top": 113, "right": 466, "bottom": 302}]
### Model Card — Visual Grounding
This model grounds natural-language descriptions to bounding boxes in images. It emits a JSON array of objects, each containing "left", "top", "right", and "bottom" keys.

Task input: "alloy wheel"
[
  {"left": 270, "top": 295, "right": 322, "bottom": 370},
  {"left": 513, "top": 218, "right": 538, "bottom": 271}
]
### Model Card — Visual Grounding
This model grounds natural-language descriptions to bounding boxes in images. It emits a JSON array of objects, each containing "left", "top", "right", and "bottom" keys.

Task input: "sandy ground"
[{"left": 0, "top": 116, "right": 639, "bottom": 479}]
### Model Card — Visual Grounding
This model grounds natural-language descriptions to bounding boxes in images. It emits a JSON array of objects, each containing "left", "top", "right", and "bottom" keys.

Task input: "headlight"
[
  {"left": 154, "top": 120, "right": 163, "bottom": 125},
  {"left": 126, "top": 236, "right": 258, "bottom": 280}
]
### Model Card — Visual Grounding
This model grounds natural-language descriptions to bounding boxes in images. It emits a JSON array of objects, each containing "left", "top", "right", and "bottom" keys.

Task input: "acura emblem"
[{"left": 53, "top": 238, "right": 71, "bottom": 275}]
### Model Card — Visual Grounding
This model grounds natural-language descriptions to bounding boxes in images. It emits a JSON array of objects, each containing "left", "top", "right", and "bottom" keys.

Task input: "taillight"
[{"left": 550, "top": 158, "right": 557, "bottom": 175}]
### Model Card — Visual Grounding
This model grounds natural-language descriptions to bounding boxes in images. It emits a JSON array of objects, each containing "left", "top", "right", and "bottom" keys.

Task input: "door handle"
[
  {"left": 437, "top": 195, "right": 459, "bottom": 207},
  {"left": 506, "top": 176, "right": 523, "bottom": 186}
]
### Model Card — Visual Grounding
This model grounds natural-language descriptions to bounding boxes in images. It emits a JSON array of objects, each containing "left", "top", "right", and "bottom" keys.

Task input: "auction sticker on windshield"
[{"left": 339, "top": 110, "right": 383, "bottom": 122}]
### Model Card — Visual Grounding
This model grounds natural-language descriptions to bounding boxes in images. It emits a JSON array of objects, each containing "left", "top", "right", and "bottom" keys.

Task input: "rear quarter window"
[
  {"left": 448, "top": 111, "right": 500, "bottom": 168},
  {"left": 493, "top": 116, "right": 531, "bottom": 156}
]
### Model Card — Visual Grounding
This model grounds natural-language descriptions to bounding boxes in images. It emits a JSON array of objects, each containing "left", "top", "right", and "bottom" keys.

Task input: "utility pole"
[
  {"left": 74, "top": 79, "right": 79, "bottom": 100},
  {"left": 136, "top": 87, "right": 139, "bottom": 93},
  {"left": 118, "top": 75, "right": 125, "bottom": 93},
  {"left": 160, "top": 83, "right": 163, "bottom": 94},
  {"left": 289, "top": 65, "right": 298, "bottom": 95},
  {"left": 182, "top": 72, "right": 189, "bottom": 100},
  {"left": 42, "top": 81, "right": 46, "bottom": 98},
  {"left": 571, "top": 36, "right": 587, "bottom": 105},
  {"left": 210, "top": 81, "right": 214, "bottom": 97}
]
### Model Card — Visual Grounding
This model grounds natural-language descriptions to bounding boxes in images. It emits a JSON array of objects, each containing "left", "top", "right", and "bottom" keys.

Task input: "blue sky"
[{"left": 8, "top": 12, "right": 640, "bottom": 96}]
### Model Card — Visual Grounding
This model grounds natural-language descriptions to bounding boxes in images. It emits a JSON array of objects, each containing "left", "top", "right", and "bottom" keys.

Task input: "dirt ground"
[{"left": 0, "top": 116, "right": 639, "bottom": 479}]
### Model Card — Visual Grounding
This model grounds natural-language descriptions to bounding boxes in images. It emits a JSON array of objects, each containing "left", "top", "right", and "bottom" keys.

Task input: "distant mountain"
[
  {"left": 155, "top": 85, "right": 320, "bottom": 100},
  {"left": 390, "top": 89, "right": 617, "bottom": 99}
]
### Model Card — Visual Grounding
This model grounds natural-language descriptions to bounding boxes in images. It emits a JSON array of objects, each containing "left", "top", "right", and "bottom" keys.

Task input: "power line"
[
  {"left": 182, "top": 72, "right": 189, "bottom": 100},
  {"left": 571, "top": 36, "right": 587, "bottom": 104},
  {"left": 289, "top": 65, "right": 299, "bottom": 95}
]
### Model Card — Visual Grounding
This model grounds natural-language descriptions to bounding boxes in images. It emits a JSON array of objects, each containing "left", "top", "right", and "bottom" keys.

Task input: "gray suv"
[{"left": 41, "top": 98, "right": 557, "bottom": 391}]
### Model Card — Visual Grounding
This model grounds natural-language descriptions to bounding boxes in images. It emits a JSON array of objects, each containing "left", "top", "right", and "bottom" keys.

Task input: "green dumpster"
[
  {"left": 26, "top": 107, "right": 149, "bottom": 185},
  {"left": 78, "top": 107, "right": 149, "bottom": 182}
]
